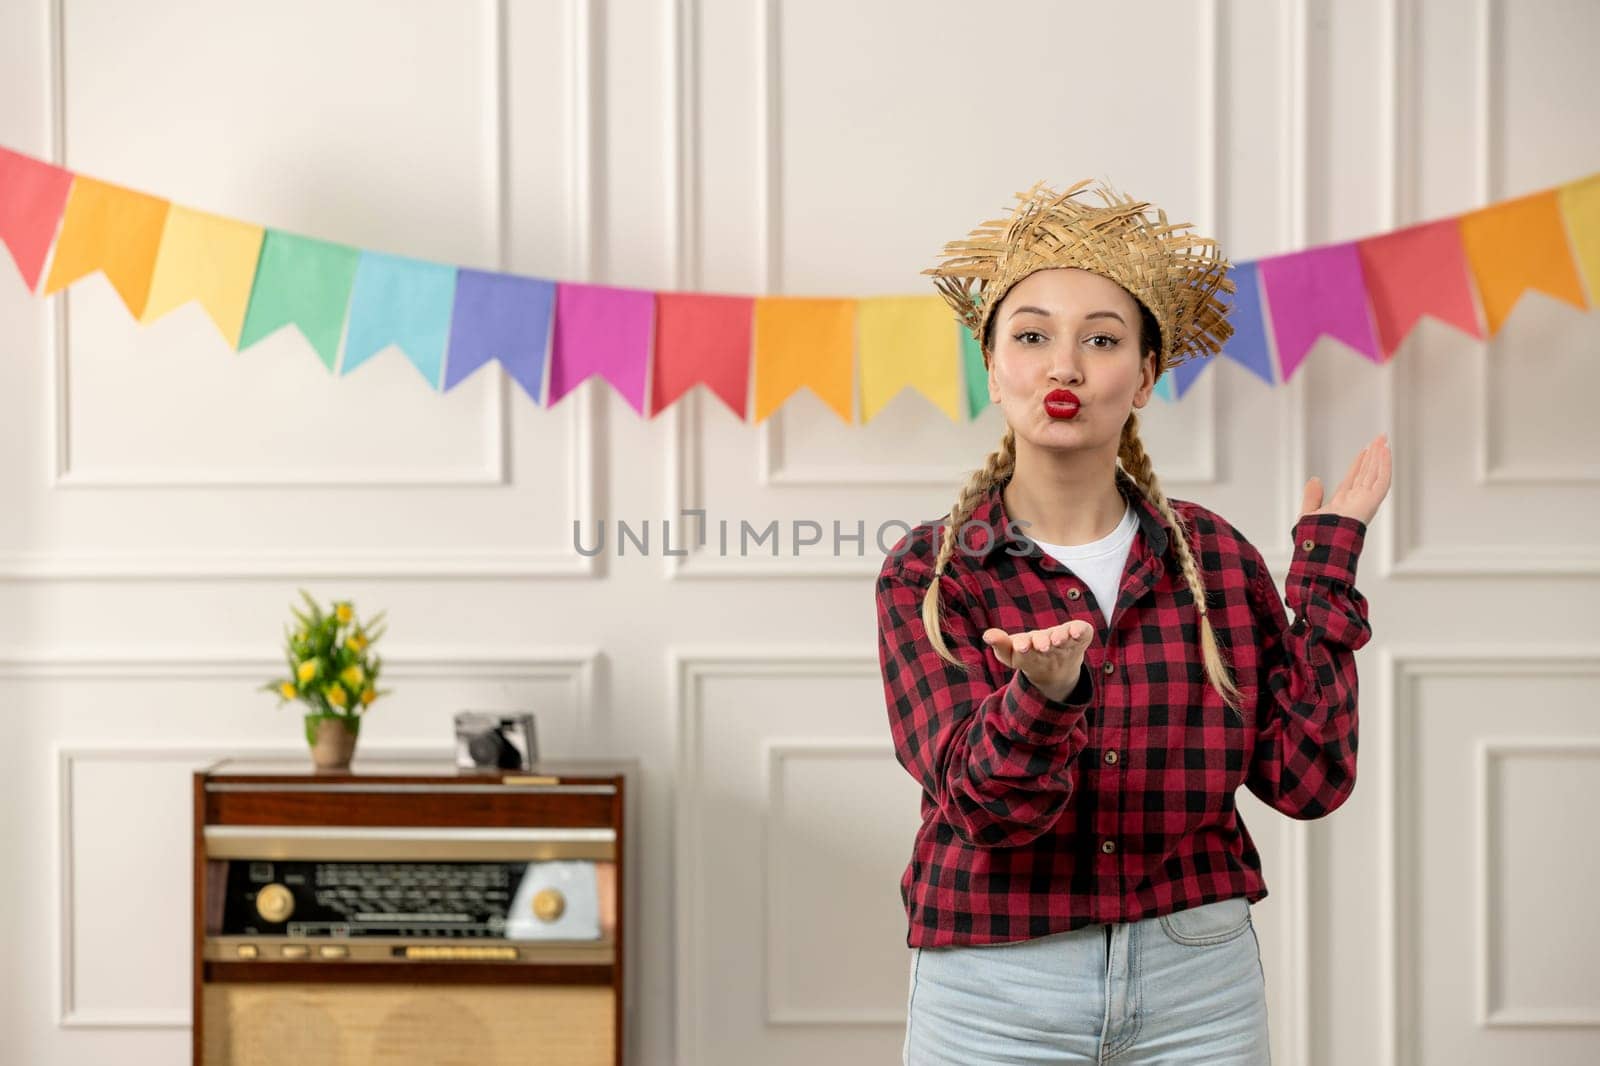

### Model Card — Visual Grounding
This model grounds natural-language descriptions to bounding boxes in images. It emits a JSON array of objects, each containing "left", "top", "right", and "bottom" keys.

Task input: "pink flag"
[
  {"left": 1257, "top": 243, "right": 1381, "bottom": 383},
  {"left": 548, "top": 282, "right": 655, "bottom": 414},
  {"left": 0, "top": 147, "right": 74, "bottom": 291},
  {"left": 1356, "top": 219, "right": 1482, "bottom": 357}
]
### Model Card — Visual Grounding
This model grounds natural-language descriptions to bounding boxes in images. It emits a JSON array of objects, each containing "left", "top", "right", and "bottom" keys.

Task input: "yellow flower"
[
  {"left": 347, "top": 631, "right": 368, "bottom": 653},
  {"left": 278, "top": 682, "right": 297, "bottom": 700},
  {"left": 340, "top": 664, "right": 364, "bottom": 689},
  {"left": 296, "top": 660, "right": 318, "bottom": 684},
  {"left": 327, "top": 685, "right": 348, "bottom": 709},
  {"left": 335, "top": 603, "right": 353, "bottom": 625},
  {"left": 360, "top": 687, "right": 376, "bottom": 706}
]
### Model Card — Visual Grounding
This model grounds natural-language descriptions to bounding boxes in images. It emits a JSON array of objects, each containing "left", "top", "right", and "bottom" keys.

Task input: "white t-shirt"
[{"left": 1028, "top": 500, "right": 1139, "bottom": 630}]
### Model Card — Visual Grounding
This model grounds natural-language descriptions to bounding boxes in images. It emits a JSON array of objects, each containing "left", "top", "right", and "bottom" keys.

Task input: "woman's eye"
[
  {"left": 1085, "top": 334, "right": 1119, "bottom": 349},
  {"left": 1014, "top": 331, "right": 1045, "bottom": 344}
]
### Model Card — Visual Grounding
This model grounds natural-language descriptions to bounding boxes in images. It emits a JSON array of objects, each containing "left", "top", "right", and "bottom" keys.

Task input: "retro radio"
[{"left": 194, "top": 757, "right": 634, "bottom": 1066}]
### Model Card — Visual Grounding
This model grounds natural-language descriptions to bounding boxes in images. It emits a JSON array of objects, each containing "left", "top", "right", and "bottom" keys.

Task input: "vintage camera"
[{"left": 454, "top": 711, "right": 539, "bottom": 770}]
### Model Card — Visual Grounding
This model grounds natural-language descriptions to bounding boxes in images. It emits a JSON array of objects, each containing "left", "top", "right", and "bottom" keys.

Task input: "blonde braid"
[
  {"left": 1118, "top": 410, "right": 1245, "bottom": 721},
  {"left": 922, "top": 427, "right": 1018, "bottom": 669}
]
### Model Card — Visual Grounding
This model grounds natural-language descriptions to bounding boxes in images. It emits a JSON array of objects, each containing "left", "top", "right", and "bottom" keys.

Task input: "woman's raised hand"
[
  {"left": 981, "top": 621, "right": 1095, "bottom": 702},
  {"left": 1302, "top": 433, "right": 1392, "bottom": 527}
]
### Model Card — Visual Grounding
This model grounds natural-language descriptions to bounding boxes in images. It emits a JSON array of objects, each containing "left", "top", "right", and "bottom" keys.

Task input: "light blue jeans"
[{"left": 903, "top": 896, "right": 1271, "bottom": 1065}]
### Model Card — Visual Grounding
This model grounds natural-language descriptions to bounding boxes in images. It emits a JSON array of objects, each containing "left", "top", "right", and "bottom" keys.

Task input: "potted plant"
[{"left": 262, "top": 591, "right": 389, "bottom": 770}]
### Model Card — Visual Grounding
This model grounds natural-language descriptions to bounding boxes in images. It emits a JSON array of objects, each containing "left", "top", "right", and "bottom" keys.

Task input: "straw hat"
[{"left": 924, "top": 178, "right": 1236, "bottom": 376}]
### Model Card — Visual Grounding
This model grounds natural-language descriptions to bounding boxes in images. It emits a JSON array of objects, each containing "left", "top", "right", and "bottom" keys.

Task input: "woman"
[{"left": 877, "top": 179, "right": 1392, "bottom": 1064}]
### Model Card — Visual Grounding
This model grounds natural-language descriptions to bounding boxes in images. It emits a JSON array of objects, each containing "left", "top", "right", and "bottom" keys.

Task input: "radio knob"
[
  {"left": 255, "top": 883, "right": 295, "bottom": 924},
  {"left": 532, "top": 888, "right": 566, "bottom": 922}
]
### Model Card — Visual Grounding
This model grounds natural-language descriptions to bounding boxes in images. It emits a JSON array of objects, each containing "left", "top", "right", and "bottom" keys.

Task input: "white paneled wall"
[{"left": 1, "top": 1, "right": 1597, "bottom": 1064}]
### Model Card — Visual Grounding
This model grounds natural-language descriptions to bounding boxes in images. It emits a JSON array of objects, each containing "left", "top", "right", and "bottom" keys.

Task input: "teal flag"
[
  {"left": 960, "top": 327, "right": 987, "bottom": 420},
  {"left": 341, "top": 251, "right": 457, "bottom": 388},
  {"left": 238, "top": 231, "right": 361, "bottom": 370}
]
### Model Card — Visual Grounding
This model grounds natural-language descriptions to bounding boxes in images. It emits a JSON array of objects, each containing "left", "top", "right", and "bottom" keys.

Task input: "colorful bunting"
[
  {"left": 1459, "top": 188, "right": 1589, "bottom": 335},
  {"left": 549, "top": 282, "right": 654, "bottom": 415},
  {"left": 239, "top": 231, "right": 360, "bottom": 370},
  {"left": 42, "top": 176, "right": 170, "bottom": 316},
  {"left": 1356, "top": 219, "right": 1481, "bottom": 356},
  {"left": 445, "top": 269, "right": 554, "bottom": 401},
  {"left": 342, "top": 251, "right": 456, "bottom": 388},
  {"left": 1257, "top": 243, "right": 1381, "bottom": 383},
  {"left": 1217, "top": 261, "right": 1275, "bottom": 385},
  {"left": 1560, "top": 174, "right": 1600, "bottom": 304},
  {"left": 858, "top": 295, "right": 962, "bottom": 423},
  {"left": 752, "top": 297, "right": 855, "bottom": 424},
  {"left": 0, "top": 144, "right": 1596, "bottom": 426},
  {"left": 652, "top": 292, "right": 753, "bottom": 420},
  {"left": 0, "top": 146, "right": 73, "bottom": 290},
  {"left": 142, "top": 206, "right": 265, "bottom": 346}
]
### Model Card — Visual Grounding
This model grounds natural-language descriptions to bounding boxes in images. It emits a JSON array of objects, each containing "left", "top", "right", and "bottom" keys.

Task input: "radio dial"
[
  {"left": 532, "top": 888, "right": 566, "bottom": 922},
  {"left": 255, "top": 883, "right": 295, "bottom": 923}
]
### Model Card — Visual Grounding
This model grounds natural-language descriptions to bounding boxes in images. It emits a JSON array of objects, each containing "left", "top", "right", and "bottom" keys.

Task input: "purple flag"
[
  {"left": 444, "top": 269, "right": 556, "bottom": 401},
  {"left": 1218, "top": 261, "right": 1276, "bottom": 386},
  {"left": 548, "top": 282, "right": 655, "bottom": 414},
  {"left": 1257, "top": 243, "right": 1381, "bottom": 383}
]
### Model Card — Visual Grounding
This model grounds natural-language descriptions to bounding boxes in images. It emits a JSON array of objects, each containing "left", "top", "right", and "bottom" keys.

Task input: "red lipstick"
[{"left": 1043, "top": 389, "right": 1080, "bottom": 420}]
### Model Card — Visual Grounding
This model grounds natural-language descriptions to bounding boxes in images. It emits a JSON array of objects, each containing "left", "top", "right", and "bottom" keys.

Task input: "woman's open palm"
[{"left": 1302, "top": 433, "right": 1391, "bottom": 526}]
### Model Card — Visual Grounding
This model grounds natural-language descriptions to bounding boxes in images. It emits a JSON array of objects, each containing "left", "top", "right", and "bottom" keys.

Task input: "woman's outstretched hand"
[
  {"left": 981, "top": 621, "right": 1095, "bottom": 703},
  {"left": 1302, "top": 433, "right": 1392, "bottom": 527}
]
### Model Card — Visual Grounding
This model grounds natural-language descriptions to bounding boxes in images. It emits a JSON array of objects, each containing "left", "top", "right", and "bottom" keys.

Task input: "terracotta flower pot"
[{"left": 305, "top": 713, "right": 360, "bottom": 771}]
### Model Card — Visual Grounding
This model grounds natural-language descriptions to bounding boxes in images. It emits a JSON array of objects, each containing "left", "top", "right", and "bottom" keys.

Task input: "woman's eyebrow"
[{"left": 1006, "top": 306, "right": 1126, "bottom": 325}]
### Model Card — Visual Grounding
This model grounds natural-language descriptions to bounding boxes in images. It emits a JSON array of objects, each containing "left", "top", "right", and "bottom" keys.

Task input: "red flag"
[
  {"left": 0, "top": 146, "right": 74, "bottom": 291},
  {"left": 652, "top": 292, "right": 754, "bottom": 420}
]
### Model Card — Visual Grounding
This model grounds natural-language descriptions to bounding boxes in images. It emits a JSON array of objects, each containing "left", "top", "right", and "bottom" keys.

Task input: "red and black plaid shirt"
[{"left": 876, "top": 467, "right": 1371, "bottom": 948}]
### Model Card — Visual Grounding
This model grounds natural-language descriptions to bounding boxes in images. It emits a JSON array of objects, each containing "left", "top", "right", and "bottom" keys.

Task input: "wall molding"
[
  {"left": 671, "top": 647, "right": 882, "bottom": 1066},
  {"left": 1381, "top": 646, "right": 1600, "bottom": 1066}
]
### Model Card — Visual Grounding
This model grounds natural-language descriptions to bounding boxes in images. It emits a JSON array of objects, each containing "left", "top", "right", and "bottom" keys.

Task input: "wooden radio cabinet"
[{"left": 193, "top": 757, "right": 635, "bottom": 1065}]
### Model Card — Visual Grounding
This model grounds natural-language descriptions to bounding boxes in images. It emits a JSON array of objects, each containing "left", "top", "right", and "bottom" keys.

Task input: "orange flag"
[
  {"left": 41, "top": 176, "right": 170, "bottom": 317},
  {"left": 751, "top": 296, "right": 855, "bottom": 423},
  {"left": 1458, "top": 188, "right": 1587, "bottom": 334}
]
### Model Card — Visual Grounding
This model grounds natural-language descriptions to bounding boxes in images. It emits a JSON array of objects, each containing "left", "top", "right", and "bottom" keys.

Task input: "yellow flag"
[
  {"left": 1558, "top": 174, "right": 1600, "bottom": 307},
  {"left": 752, "top": 297, "right": 855, "bottom": 423},
  {"left": 1458, "top": 188, "right": 1588, "bottom": 334},
  {"left": 142, "top": 205, "right": 265, "bottom": 346},
  {"left": 41, "top": 176, "right": 170, "bottom": 317},
  {"left": 857, "top": 294, "right": 962, "bottom": 423}
]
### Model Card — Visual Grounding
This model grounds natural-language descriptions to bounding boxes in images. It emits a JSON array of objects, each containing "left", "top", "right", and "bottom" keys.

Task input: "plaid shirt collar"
[{"left": 958, "top": 466, "right": 1173, "bottom": 565}]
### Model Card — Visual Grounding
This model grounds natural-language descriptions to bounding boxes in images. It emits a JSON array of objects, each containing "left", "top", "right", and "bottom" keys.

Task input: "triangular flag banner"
[
  {"left": 752, "top": 296, "right": 855, "bottom": 424},
  {"left": 1257, "top": 243, "right": 1380, "bottom": 383},
  {"left": 239, "top": 231, "right": 360, "bottom": 370},
  {"left": 1560, "top": 174, "right": 1600, "bottom": 305},
  {"left": 652, "top": 291, "right": 753, "bottom": 420},
  {"left": 42, "top": 176, "right": 170, "bottom": 317},
  {"left": 444, "top": 269, "right": 554, "bottom": 401},
  {"left": 341, "top": 251, "right": 457, "bottom": 388},
  {"left": 1459, "top": 189, "right": 1589, "bottom": 335},
  {"left": 0, "top": 146, "right": 73, "bottom": 290},
  {"left": 1356, "top": 218, "right": 1482, "bottom": 356},
  {"left": 141, "top": 206, "right": 265, "bottom": 346},
  {"left": 1218, "top": 261, "right": 1275, "bottom": 386},
  {"left": 960, "top": 328, "right": 987, "bottom": 420},
  {"left": 858, "top": 295, "right": 962, "bottom": 423},
  {"left": 1167, "top": 350, "right": 1210, "bottom": 399},
  {"left": 548, "top": 282, "right": 654, "bottom": 414},
  {"left": 1152, "top": 374, "right": 1177, "bottom": 402}
]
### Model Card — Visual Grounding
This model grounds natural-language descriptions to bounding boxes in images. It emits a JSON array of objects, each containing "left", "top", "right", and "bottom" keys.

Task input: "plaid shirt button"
[
  {"left": 1067, "top": 588, "right": 1081, "bottom": 599},
  {"left": 1104, "top": 749, "right": 1119, "bottom": 765},
  {"left": 1102, "top": 660, "right": 1115, "bottom": 674},
  {"left": 1302, "top": 538, "right": 1316, "bottom": 552},
  {"left": 1101, "top": 840, "right": 1116, "bottom": 854}
]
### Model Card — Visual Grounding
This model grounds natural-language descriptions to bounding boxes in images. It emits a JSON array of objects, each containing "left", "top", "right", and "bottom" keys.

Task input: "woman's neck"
[{"left": 1002, "top": 444, "right": 1127, "bottom": 546}]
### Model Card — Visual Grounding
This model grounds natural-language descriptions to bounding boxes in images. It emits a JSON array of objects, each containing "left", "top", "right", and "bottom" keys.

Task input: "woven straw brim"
[{"left": 924, "top": 178, "right": 1236, "bottom": 375}]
